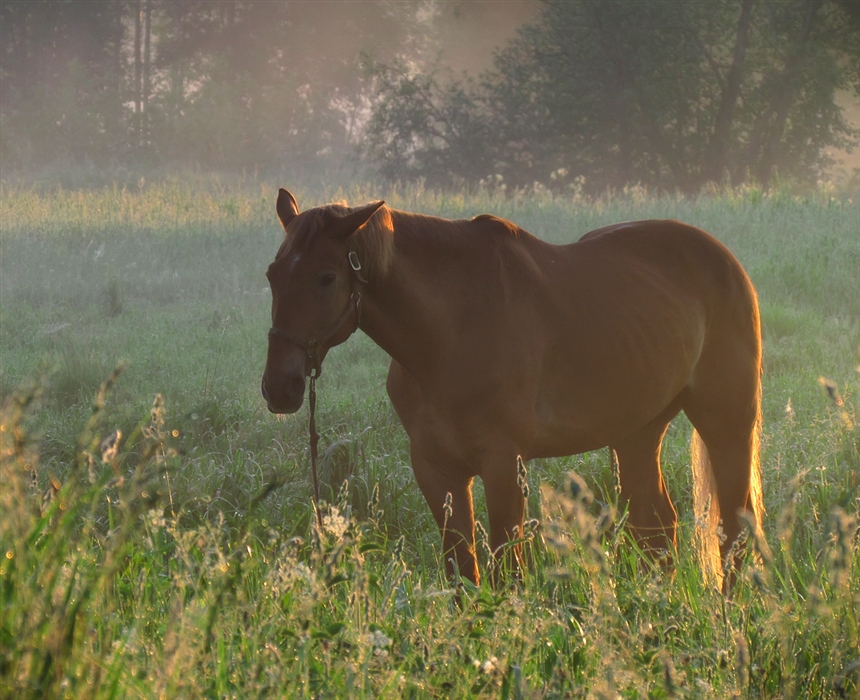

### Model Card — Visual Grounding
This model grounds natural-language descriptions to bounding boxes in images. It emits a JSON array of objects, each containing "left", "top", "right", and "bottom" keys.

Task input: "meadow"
[{"left": 1, "top": 178, "right": 858, "bottom": 698}]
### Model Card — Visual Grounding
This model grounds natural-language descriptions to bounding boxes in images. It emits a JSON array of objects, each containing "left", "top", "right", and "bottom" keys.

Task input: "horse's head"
[{"left": 261, "top": 188, "right": 384, "bottom": 414}]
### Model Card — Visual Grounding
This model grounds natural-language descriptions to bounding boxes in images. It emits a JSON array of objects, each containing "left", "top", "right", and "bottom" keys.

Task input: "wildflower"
[
  {"left": 323, "top": 505, "right": 348, "bottom": 540},
  {"left": 480, "top": 656, "right": 501, "bottom": 674},
  {"left": 362, "top": 629, "right": 392, "bottom": 657},
  {"left": 145, "top": 509, "right": 166, "bottom": 531},
  {"left": 268, "top": 559, "right": 315, "bottom": 596}
]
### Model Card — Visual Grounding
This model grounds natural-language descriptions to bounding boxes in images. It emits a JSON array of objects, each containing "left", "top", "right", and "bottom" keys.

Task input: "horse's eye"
[{"left": 318, "top": 272, "right": 336, "bottom": 288}]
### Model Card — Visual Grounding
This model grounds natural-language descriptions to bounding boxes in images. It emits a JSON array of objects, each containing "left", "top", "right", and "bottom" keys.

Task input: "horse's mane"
[
  {"left": 352, "top": 204, "right": 395, "bottom": 280},
  {"left": 277, "top": 202, "right": 395, "bottom": 282}
]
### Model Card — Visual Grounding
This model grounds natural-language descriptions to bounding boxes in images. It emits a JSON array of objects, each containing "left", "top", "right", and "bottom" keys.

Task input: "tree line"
[
  {"left": 365, "top": 0, "right": 860, "bottom": 193},
  {"left": 0, "top": 0, "right": 423, "bottom": 177},
  {"left": 1, "top": 0, "right": 858, "bottom": 192}
]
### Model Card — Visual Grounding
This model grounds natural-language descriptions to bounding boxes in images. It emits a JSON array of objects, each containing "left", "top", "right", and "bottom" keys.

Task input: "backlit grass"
[{"left": 1, "top": 179, "right": 858, "bottom": 697}]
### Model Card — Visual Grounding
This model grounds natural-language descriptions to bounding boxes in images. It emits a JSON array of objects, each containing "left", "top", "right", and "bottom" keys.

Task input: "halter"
[
  {"left": 267, "top": 249, "right": 366, "bottom": 528},
  {"left": 267, "top": 290, "right": 362, "bottom": 378}
]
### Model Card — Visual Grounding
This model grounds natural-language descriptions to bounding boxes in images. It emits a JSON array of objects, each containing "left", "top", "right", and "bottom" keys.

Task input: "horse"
[{"left": 261, "top": 188, "right": 764, "bottom": 589}]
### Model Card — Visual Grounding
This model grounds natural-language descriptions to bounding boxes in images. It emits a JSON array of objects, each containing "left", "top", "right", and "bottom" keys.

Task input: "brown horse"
[{"left": 262, "top": 189, "right": 764, "bottom": 588}]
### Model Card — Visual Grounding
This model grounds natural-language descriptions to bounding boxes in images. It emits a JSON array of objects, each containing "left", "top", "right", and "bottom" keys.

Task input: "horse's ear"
[
  {"left": 276, "top": 188, "right": 300, "bottom": 230},
  {"left": 329, "top": 201, "right": 386, "bottom": 240}
]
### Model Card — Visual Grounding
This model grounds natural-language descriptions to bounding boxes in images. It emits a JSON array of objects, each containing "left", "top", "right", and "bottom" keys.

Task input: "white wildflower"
[
  {"left": 268, "top": 558, "right": 315, "bottom": 596},
  {"left": 481, "top": 656, "right": 501, "bottom": 674},
  {"left": 323, "top": 505, "right": 349, "bottom": 540},
  {"left": 361, "top": 629, "right": 392, "bottom": 658}
]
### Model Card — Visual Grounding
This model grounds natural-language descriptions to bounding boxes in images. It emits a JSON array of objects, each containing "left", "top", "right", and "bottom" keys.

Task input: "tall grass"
[{"left": 1, "top": 180, "right": 858, "bottom": 697}]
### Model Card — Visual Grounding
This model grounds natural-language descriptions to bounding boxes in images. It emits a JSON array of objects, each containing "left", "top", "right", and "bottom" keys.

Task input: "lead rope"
[
  {"left": 306, "top": 291, "right": 361, "bottom": 532},
  {"left": 307, "top": 358, "right": 324, "bottom": 531},
  {"left": 300, "top": 258, "right": 364, "bottom": 532}
]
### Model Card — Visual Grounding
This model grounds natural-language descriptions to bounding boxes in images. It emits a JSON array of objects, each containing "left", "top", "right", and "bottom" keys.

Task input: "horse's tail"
[
  {"left": 691, "top": 399, "right": 764, "bottom": 587},
  {"left": 747, "top": 400, "right": 765, "bottom": 545}
]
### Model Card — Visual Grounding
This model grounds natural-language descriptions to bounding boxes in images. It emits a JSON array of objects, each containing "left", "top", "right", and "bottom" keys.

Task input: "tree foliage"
[
  {"left": 0, "top": 0, "right": 415, "bottom": 176},
  {"left": 364, "top": 0, "right": 860, "bottom": 192},
  {"left": 0, "top": 0, "right": 857, "bottom": 190}
]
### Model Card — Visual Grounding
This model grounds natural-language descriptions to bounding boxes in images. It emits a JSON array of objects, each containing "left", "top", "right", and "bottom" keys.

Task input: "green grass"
[{"left": 1, "top": 179, "right": 858, "bottom": 698}]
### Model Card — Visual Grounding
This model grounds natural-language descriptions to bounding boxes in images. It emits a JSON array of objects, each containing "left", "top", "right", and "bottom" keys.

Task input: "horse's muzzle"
[{"left": 261, "top": 372, "right": 306, "bottom": 414}]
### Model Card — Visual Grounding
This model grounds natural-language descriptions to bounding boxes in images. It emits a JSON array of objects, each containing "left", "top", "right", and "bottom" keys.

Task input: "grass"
[{"left": 1, "top": 178, "right": 858, "bottom": 698}]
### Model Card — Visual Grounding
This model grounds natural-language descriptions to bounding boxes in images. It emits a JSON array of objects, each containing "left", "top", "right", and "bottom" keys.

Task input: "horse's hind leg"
[
  {"left": 685, "top": 399, "right": 760, "bottom": 566},
  {"left": 685, "top": 357, "right": 762, "bottom": 574},
  {"left": 612, "top": 413, "right": 679, "bottom": 561}
]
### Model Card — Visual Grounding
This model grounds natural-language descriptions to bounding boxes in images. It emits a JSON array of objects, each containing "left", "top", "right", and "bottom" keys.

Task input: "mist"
[
  {"left": 0, "top": 1, "right": 537, "bottom": 181},
  {"left": 0, "top": 0, "right": 856, "bottom": 192}
]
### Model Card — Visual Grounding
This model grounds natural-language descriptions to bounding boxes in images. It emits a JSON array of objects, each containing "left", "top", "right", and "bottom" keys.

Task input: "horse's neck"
[{"left": 359, "top": 215, "right": 454, "bottom": 375}]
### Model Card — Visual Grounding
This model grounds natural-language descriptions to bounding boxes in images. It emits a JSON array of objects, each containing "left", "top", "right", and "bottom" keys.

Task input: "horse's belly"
[
  {"left": 526, "top": 394, "right": 676, "bottom": 458},
  {"left": 526, "top": 347, "right": 696, "bottom": 458},
  {"left": 527, "top": 392, "right": 631, "bottom": 457},
  {"left": 527, "top": 424, "right": 608, "bottom": 459},
  {"left": 523, "top": 275, "right": 706, "bottom": 457}
]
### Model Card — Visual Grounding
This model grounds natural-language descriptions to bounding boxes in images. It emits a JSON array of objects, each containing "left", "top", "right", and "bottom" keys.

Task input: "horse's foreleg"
[
  {"left": 612, "top": 416, "right": 678, "bottom": 563},
  {"left": 411, "top": 451, "right": 479, "bottom": 585},
  {"left": 483, "top": 456, "right": 526, "bottom": 585}
]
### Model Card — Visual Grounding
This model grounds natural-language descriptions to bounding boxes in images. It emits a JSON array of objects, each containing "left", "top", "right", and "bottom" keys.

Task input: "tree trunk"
[
  {"left": 134, "top": 0, "right": 142, "bottom": 149},
  {"left": 143, "top": 0, "right": 151, "bottom": 148},
  {"left": 110, "top": 3, "right": 124, "bottom": 153},
  {"left": 703, "top": 0, "right": 755, "bottom": 186},
  {"left": 591, "top": 2, "right": 688, "bottom": 188},
  {"left": 747, "top": 0, "right": 823, "bottom": 186}
]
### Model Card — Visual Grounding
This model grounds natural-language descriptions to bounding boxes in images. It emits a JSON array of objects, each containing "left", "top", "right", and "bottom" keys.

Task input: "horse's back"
[
  {"left": 472, "top": 216, "right": 753, "bottom": 304},
  {"left": 570, "top": 219, "right": 757, "bottom": 320}
]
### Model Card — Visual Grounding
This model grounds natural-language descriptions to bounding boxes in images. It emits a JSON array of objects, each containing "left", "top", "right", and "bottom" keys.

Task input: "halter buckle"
[
  {"left": 348, "top": 250, "right": 368, "bottom": 283},
  {"left": 348, "top": 250, "right": 361, "bottom": 272}
]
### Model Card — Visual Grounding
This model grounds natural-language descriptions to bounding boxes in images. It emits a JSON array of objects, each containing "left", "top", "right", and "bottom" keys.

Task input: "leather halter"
[{"left": 267, "top": 250, "right": 365, "bottom": 377}]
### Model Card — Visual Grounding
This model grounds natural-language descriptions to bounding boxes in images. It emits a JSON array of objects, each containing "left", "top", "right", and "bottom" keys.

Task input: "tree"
[
  {"left": 0, "top": 0, "right": 129, "bottom": 169},
  {"left": 0, "top": 0, "right": 431, "bottom": 176},
  {"left": 363, "top": 0, "right": 860, "bottom": 192},
  {"left": 362, "top": 59, "right": 492, "bottom": 185}
]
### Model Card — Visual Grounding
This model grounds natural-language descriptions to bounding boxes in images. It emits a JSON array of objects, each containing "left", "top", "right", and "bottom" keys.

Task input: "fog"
[
  {"left": 0, "top": 0, "right": 856, "bottom": 192},
  {"left": 0, "top": 1, "right": 537, "bottom": 177}
]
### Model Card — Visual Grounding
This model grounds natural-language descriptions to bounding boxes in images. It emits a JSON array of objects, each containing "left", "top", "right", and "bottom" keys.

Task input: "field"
[{"left": 1, "top": 179, "right": 858, "bottom": 698}]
